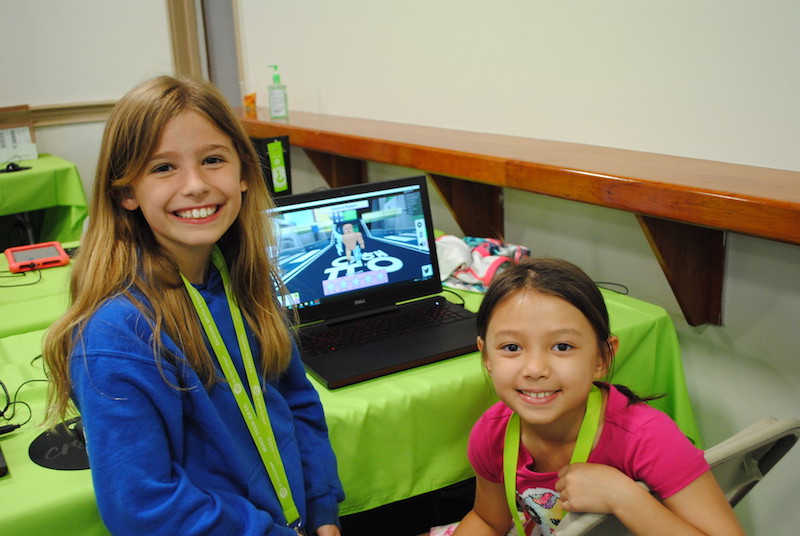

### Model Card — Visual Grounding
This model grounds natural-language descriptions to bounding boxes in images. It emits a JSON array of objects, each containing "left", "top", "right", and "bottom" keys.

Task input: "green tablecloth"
[
  {"left": 0, "top": 329, "right": 107, "bottom": 536},
  {"left": 0, "top": 241, "right": 76, "bottom": 338},
  {"left": 0, "top": 154, "right": 87, "bottom": 249},
  {"left": 0, "top": 257, "right": 699, "bottom": 534}
]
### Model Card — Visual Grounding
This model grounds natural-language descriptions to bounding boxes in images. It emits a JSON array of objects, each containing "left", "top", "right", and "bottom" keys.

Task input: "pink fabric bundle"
[{"left": 436, "top": 235, "right": 530, "bottom": 292}]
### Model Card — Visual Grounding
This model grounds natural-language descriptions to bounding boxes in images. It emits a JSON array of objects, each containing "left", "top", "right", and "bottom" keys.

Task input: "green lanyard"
[
  {"left": 502, "top": 384, "right": 602, "bottom": 535},
  {"left": 181, "top": 246, "right": 302, "bottom": 532}
]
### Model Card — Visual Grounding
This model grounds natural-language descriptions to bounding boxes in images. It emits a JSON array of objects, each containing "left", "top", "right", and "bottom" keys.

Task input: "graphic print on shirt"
[{"left": 518, "top": 486, "right": 565, "bottom": 536}]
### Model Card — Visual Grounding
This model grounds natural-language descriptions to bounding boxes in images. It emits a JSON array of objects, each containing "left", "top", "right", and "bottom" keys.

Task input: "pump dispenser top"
[
  {"left": 269, "top": 65, "right": 282, "bottom": 85},
  {"left": 267, "top": 65, "right": 288, "bottom": 120}
]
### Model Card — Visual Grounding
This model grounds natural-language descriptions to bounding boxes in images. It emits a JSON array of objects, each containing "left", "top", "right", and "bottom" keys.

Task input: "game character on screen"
[
  {"left": 430, "top": 258, "right": 743, "bottom": 536},
  {"left": 42, "top": 76, "right": 344, "bottom": 536},
  {"left": 341, "top": 222, "right": 365, "bottom": 263}
]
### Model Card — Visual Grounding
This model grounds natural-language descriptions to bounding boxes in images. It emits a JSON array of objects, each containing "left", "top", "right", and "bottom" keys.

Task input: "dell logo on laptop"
[{"left": 354, "top": 298, "right": 367, "bottom": 305}]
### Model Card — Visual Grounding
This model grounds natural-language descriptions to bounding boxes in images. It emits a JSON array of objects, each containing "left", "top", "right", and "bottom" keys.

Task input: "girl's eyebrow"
[
  {"left": 491, "top": 328, "right": 525, "bottom": 338},
  {"left": 550, "top": 328, "right": 585, "bottom": 338},
  {"left": 201, "top": 143, "right": 235, "bottom": 153},
  {"left": 491, "top": 327, "right": 585, "bottom": 339},
  {"left": 148, "top": 144, "right": 234, "bottom": 162}
]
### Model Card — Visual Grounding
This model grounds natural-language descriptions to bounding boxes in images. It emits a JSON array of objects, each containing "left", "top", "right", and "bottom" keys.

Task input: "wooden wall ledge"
[{"left": 241, "top": 109, "right": 800, "bottom": 326}]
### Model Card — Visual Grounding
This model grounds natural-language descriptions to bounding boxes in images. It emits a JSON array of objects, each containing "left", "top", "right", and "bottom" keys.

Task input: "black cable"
[
  {"left": 30, "top": 353, "right": 45, "bottom": 371},
  {"left": 0, "top": 379, "right": 9, "bottom": 415},
  {"left": 595, "top": 281, "right": 629, "bottom": 295},
  {"left": 0, "top": 377, "right": 47, "bottom": 430},
  {"left": 0, "top": 423, "right": 21, "bottom": 435},
  {"left": 441, "top": 288, "right": 467, "bottom": 307},
  {"left": 0, "top": 266, "right": 43, "bottom": 287}
]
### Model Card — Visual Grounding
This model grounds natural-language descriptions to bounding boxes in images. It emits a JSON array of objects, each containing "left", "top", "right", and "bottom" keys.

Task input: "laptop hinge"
[{"left": 326, "top": 304, "right": 400, "bottom": 327}]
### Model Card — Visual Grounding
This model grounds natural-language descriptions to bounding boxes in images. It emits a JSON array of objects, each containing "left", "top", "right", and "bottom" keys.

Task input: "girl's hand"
[
  {"left": 555, "top": 462, "right": 646, "bottom": 515},
  {"left": 557, "top": 466, "right": 745, "bottom": 535},
  {"left": 315, "top": 524, "right": 341, "bottom": 536}
]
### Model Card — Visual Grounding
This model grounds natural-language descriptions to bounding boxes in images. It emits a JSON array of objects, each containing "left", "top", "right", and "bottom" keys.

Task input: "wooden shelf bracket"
[{"left": 638, "top": 216, "right": 725, "bottom": 326}]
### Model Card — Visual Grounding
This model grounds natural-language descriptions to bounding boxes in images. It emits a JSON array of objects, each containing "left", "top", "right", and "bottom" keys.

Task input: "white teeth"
[
  {"left": 177, "top": 206, "right": 217, "bottom": 219},
  {"left": 521, "top": 390, "right": 556, "bottom": 399}
]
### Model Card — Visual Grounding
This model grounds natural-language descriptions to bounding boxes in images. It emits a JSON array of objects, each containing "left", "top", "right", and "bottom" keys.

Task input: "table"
[
  {"left": 0, "top": 258, "right": 699, "bottom": 534},
  {"left": 0, "top": 329, "right": 107, "bottom": 536},
  {"left": 0, "top": 241, "right": 77, "bottom": 338},
  {"left": 0, "top": 154, "right": 87, "bottom": 249}
]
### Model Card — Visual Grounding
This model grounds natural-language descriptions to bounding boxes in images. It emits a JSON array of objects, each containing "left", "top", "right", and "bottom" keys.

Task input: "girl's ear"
[
  {"left": 477, "top": 336, "right": 491, "bottom": 374},
  {"left": 239, "top": 161, "right": 249, "bottom": 192},
  {"left": 595, "top": 335, "right": 619, "bottom": 379},
  {"left": 120, "top": 189, "right": 139, "bottom": 211}
]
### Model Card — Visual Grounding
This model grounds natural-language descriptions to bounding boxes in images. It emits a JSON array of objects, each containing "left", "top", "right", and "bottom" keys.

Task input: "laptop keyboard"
[{"left": 299, "top": 300, "right": 474, "bottom": 357}]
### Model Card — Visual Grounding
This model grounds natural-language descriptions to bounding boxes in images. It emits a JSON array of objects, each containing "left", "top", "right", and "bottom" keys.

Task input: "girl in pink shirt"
[{"left": 433, "top": 258, "right": 743, "bottom": 536}]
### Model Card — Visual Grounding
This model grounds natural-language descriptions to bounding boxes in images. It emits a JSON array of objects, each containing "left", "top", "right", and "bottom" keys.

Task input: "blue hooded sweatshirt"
[{"left": 70, "top": 267, "right": 344, "bottom": 535}]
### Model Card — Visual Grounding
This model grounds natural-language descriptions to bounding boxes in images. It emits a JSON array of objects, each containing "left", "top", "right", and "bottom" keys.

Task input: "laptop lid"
[{"left": 269, "top": 176, "right": 443, "bottom": 325}]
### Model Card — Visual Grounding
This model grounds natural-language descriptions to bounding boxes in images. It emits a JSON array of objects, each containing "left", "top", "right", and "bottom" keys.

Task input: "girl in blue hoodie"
[{"left": 43, "top": 75, "right": 344, "bottom": 536}]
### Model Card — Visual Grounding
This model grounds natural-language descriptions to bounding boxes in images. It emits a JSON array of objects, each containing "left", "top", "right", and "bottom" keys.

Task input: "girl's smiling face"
[
  {"left": 478, "top": 290, "right": 614, "bottom": 436},
  {"left": 121, "top": 110, "right": 247, "bottom": 280}
]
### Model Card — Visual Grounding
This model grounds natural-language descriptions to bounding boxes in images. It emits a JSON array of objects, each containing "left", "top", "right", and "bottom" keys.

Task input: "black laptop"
[{"left": 269, "top": 176, "right": 478, "bottom": 388}]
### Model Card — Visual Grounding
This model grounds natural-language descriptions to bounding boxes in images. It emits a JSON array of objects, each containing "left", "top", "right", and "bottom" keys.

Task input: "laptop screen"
[{"left": 269, "top": 176, "right": 443, "bottom": 324}]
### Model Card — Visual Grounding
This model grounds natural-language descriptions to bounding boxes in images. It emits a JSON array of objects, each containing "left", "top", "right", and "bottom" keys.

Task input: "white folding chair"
[{"left": 554, "top": 417, "right": 800, "bottom": 536}]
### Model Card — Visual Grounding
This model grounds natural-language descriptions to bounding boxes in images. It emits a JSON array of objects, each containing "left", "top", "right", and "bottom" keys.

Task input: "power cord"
[
  {"left": 441, "top": 288, "right": 467, "bottom": 307},
  {"left": 0, "top": 380, "right": 41, "bottom": 433},
  {"left": 0, "top": 356, "right": 48, "bottom": 434},
  {"left": 0, "top": 423, "right": 21, "bottom": 435},
  {"left": 0, "top": 378, "right": 9, "bottom": 416},
  {"left": 595, "top": 281, "right": 629, "bottom": 295},
  {"left": 0, "top": 265, "right": 43, "bottom": 287}
]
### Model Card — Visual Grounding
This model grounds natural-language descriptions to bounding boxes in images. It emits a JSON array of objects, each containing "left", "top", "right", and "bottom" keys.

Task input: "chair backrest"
[{"left": 553, "top": 417, "right": 800, "bottom": 536}]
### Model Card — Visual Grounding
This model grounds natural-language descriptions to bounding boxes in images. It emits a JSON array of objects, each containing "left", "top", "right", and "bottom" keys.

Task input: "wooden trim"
[
  {"left": 166, "top": 0, "right": 204, "bottom": 79},
  {"left": 504, "top": 159, "right": 800, "bottom": 246},
  {"left": 239, "top": 110, "right": 508, "bottom": 185},
  {"left": 30, "top": 101, "right": 116, "bottom": 127},
  {"left": 429, "top": 174, "right": 504, "bottom": 240},
  {"left": 638, "top": 216, "right": 725, "bottom": 326},
  {"left": 231, "top": 0, "right": 247, "bottom": 87},
  {"left": 239, "top": 109, "right": 800, "bottom": 245},
  {"left": 304, "top": 149, "right": 367, "bottom": 189}
]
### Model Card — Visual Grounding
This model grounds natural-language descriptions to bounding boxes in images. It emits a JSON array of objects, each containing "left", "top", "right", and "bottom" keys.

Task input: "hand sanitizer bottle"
[{"left": 268, "top": 65, "right": 288, "bottom": 121}]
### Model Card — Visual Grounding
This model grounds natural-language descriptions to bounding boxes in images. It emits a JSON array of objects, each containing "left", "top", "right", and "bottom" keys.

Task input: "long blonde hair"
[{"left": 43, "top": 75, "right": 292, "bottom": 425}]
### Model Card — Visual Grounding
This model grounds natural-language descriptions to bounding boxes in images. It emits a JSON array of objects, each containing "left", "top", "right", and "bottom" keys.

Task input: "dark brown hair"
[
  {"left": 477, "top": 257, "right": 615, "bottom": 371},
  {"left": 477, "top": 257, "right": 664, "bottom": 404}
]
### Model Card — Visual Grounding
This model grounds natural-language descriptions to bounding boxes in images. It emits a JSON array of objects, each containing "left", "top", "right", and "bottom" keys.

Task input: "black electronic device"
[
  {"left": 28, "top": 416, "right": 89, "bottom": 471},
  {"left": 0, "top": 443, "right": 7, "bottom": 477},
  {"left": 269, "top": 176, "right": 478, "bottom": 388},
  {"left": 0, "top": 162, "right": 31, "bottom": 173}
]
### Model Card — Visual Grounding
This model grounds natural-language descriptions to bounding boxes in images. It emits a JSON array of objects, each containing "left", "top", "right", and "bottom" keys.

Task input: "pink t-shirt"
[{"left": 467, "top": 384, "right": 709, "bottom": 536}]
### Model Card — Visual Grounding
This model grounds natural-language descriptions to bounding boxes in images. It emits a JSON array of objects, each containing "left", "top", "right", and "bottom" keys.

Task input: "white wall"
[
  {"left": 1, "top": 0, "right": 174, "bottom": 192},
  {"left": 239, "top": 0, "right": 800, "bottom": 170},
  {"left": 239, "top": 2, "right": 800, "bottom": 534}
]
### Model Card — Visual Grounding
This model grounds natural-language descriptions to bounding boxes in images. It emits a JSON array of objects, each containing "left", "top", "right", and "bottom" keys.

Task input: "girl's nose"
[
  {"left": 522, "top": 351, "right": 549, "bottom": 379},
  {"left": 181, "top": 166, "right": 211, "bottom": 196}
]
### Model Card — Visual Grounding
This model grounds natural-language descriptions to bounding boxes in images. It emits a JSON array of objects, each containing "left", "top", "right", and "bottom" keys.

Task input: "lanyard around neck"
[
  {"left": 502, "top": 384, "right": 603, "bottom": 535},
  {"left": 181, "top": 246, "right": 301, "bottom": 531}
]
